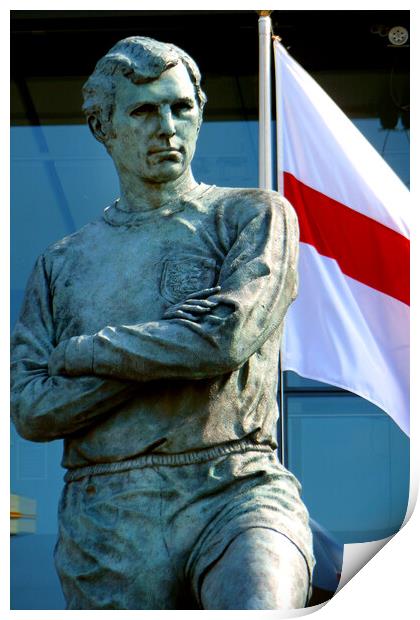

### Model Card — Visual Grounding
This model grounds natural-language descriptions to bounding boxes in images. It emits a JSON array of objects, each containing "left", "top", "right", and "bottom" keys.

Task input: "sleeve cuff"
[{"left": 64, "top": 335, "right": 94, "bottom": 375}]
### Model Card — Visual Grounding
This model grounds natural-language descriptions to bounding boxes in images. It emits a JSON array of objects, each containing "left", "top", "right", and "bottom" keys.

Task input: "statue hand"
[{"left": 163, "top": 286, "right": 221, "bottom": 321}]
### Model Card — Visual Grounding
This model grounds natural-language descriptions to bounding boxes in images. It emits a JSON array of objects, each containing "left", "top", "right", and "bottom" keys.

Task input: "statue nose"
[{"left": 158, "top": 106, "right": 176, "bottom": 137}]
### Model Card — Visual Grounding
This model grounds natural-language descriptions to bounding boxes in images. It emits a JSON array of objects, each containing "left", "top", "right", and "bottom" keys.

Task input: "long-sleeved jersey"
[{"left": 11, "top": 183, "right": 299, "bottom": 470}]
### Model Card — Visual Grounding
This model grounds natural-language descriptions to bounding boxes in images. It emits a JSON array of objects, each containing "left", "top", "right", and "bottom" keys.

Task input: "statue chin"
[{"left": 145, "top": 160, "right": 187, "bottom": 183}]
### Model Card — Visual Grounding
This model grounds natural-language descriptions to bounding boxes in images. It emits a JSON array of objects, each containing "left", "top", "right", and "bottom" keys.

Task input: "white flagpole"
[
  {"left": 273, "top": 38, "right": 284, "bottom": 195},
  {"left": 258, "top": 11, "right": 273, "bottom": 190},
  {"left": 257, "top": 12, "right": 286, "bottom": 465},
  {"left": 272, "top": 35, "right": 286, "bottom": 465}
]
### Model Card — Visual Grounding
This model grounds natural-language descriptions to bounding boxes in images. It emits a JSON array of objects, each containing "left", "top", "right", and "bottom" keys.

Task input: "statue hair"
[{"left": 82, "top": 36, "right": 207, "bottom": 143}]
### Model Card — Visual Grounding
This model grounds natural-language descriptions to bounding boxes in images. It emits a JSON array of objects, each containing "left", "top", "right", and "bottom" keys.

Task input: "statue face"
[{"left": 108, "top": 63, "right": 201, "bottom": 183}]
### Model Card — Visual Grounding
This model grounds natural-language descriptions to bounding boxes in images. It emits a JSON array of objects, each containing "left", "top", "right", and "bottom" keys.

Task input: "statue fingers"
[
  {"left": 183, "top": 299, "right": 219, "bottom": 309},
  {"left": 186, "top": 285, "right": 221, "bottom": 300},
  {"left": 163, "top": 308, "right": 200, "bottom": 321}
]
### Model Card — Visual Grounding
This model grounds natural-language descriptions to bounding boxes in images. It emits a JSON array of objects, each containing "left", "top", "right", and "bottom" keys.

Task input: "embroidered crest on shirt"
[{"left": 160, "top": 256, "right": 217, "bottom": 304}]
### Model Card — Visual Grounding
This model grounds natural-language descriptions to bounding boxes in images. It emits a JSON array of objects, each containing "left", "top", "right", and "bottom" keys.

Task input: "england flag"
[{"left": 274, "top": 39, "right": 410, "bottom": 435}]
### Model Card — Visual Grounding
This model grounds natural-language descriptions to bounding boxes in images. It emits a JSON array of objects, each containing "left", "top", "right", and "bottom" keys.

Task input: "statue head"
[{"left": 82, "top": 36, "right": 207, "bottom": 146}]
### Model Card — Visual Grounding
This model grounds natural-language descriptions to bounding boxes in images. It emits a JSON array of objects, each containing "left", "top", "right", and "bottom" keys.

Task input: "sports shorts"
[{"left": 55, "top": 439, "right": 315, "bottom": 609}]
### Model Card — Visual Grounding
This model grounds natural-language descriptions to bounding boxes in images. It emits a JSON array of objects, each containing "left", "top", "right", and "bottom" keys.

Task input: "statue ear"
[{"left": 88, "top": 115, "right": 108, "bottom": 144}]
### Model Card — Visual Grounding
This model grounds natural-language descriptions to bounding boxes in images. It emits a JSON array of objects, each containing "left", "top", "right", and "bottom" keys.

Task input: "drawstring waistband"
[{"left": 64, "top": 439, "right": 273, "bottom": 482}]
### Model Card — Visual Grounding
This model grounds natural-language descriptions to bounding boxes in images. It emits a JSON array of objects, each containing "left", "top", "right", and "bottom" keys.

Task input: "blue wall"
[{"left": 10, "top": 118, "right": 410, "bottom": 608}]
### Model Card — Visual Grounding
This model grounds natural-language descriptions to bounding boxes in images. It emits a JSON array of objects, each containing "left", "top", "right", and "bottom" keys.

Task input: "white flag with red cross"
[{"left": 274, "top": 39, "right": 410, "bottom": 435}]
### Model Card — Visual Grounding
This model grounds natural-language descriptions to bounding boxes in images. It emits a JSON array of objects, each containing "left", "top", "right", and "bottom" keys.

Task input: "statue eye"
[
  {"left": 131, "top": 104, "right": 157, "bottom": 116},
  {"left": 172, "top": 100, "right": 194, "bottom": 115}
]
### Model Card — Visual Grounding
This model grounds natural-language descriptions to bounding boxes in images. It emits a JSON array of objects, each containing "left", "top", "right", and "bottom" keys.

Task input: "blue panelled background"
[{"left": 11, "top": 117, "right": 409, "bottom": 608}]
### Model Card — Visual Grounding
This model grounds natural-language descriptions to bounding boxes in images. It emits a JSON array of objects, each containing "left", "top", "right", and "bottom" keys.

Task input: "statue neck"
[{"left": 116, "top": 169, "right": 198, "bottom": 213}]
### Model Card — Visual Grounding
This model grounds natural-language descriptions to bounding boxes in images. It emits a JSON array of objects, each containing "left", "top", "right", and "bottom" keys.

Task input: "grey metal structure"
[{"left": 11, "top": 36, "right": 314, "bottom": 610}]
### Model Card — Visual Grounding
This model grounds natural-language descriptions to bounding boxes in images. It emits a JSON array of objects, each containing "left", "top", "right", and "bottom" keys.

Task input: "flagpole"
[
  {"left": 273, "top": 38, "right": 284, "bottom": 195},
  {"left": 258, "top": 11, "right": 273, "bottom": 190},
  {"left": 257, "top": 11, "right": 286, "bottom": 466},
  {"left": 272, "top": 36, "right": 286, "bottom": 466}
]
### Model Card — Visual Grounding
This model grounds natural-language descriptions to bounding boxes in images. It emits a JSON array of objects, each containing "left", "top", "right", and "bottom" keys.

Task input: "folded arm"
[
  {"left": 51, "top": 193, "right": 299, "bottom": 383},
  {"left": 11, "top": 256, "right": 136, "bottom": 442}
]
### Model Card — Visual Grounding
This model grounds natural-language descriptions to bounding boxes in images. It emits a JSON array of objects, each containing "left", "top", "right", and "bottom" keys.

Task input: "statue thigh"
[{"left": 200, "top": 527, "right": 309, "bottom": 610}]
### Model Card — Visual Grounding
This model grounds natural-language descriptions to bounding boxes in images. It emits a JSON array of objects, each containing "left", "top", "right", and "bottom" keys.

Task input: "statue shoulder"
[
  {"left": 210, "top": 185, "right": 296, "bottom": 220},
  {"left": 42, "top": 218, "right": 105, "bottom": 263}
]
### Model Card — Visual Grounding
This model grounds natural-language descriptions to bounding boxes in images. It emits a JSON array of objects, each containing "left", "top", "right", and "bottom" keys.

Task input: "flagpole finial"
[{"left": 256, "top": 10, "right": 273, "bottom": 17}]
